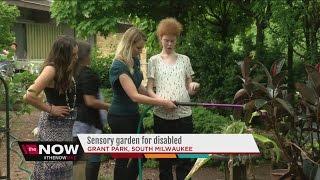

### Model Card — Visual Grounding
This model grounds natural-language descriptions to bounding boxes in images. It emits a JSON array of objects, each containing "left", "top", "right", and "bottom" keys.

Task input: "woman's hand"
[
  {"left": 50, "top": 105, "right": 70, "bottom": 117},
  {"left": 188, "top": 82, "right": 200, "bottom": 95},
  {"left": 162, "top": 99, "right": 177, "bottom": 109}
]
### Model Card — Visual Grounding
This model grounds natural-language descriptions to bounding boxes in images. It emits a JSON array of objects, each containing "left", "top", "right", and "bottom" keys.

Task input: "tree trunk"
[
  {"left": 255, "top": 19, "right": 265, "bottom": 62},
  {"left": 303, "top": 0, "right": 319, "bottom": 63},
  {"left": 304, "top": 9, "right": 311, "bottom": 61},
  {"left": 310, "top": 26, "right": 318, "bottom": 63},
  {"left": 287, "top": 33, "right": 294, "bottom": 103}
]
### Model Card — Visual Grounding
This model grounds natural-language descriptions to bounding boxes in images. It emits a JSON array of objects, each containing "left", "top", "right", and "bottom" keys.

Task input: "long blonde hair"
[{"left": 115, "top": 27, "right": 146, "bottom": 72}]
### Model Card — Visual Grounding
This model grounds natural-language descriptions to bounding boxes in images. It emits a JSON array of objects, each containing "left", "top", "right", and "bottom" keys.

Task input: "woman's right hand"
[
  {"left": 162, "top": 99, "right": 177, "bottom": 109},
  {"left": 50, "top": 105, "right": 70, "bottom": 117}
]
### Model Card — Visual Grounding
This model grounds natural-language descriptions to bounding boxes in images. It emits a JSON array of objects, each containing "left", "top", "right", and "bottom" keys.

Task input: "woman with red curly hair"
[{"left": 147, "top": 18, "right": 200, "bottom": 180}]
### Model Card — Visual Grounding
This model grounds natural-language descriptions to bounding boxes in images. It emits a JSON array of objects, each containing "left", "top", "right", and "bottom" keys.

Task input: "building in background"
[
  {"left": 5, "top": 0, "right": 82, "bottom": 61},
  {"left": 5, "top": 0, "right": 146, "bottom": 82},
  {"left": 5, "top": 0, "right": 94, "bottom": 71}
]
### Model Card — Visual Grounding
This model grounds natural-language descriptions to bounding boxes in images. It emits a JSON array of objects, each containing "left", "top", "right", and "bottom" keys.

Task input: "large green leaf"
[
  {"left": 249, "top": 110, "right": 267, "bottom": 123},
  {"left": 223, "top": 121, "right": 246, "bottom": 134},
  {"left": 186, "top": 133, "right": 281, "bottom": 180},
  {"left": 185, "top": 155, "right": 213, "bottom": 180},
  {"left": 253, "top": 133, "right": 280, "bottom": 162}
]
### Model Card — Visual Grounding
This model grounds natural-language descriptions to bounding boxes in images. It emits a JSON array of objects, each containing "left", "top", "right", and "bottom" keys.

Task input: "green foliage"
[
  {"left": 179, "top": 23, "right": 242, "bottom": 103},
  {"left": 186, "top": 120, "right": 281, "bottom": 179},
  {"left": 100, "top": 88, "right": 113, "bottom": 102},
  {"left": 0, "top": 1, "right": 19, "bottom": 49},
  {"left": 236, "top": 58, "right": 320, "bottom": 177},
  {"left": 0, "top": 54, "right": 7, "bottom": 61},
  {"left": 11, "top": 71, "right": 37, "bottom": 89},
  {"left": 8, "top": 72, "right": 36, "bottom": 114},
  {"left": 138, "top": 104, "right": 154, "bottom": 133},
  {"left": 223, "top": 121, "right": 246, "bottom": 134},
  {"left": 98, "top": 175, "right": 112, "bottom": 180},
  {"left": 51, "top": 0, "right": 196, "bottom": 37},
  {"left": 192, "top": 107, "right": 231, "bottom": 133},
  {"left": 132, "top": 17, "right": 160, "bottom": 57},
  {"left": 223, "top": 120, "right": 281, "bottom": 162},
  {"left": 0, "top": 115, "right": 4, "bottom": 128},
  {"left": 51, "top": 0, "right": 123, "bottom": 37},
  {"left": 143, "top": 159, "right": 159, "bottom": 168},
  {"left": 90, "top": 49, "right": 113, "bottom": 88},
  {"left": 138, "top": 105, "right": 232, "bottom": 134},
  {"left": 50, "top": 1, "right": 320, "bottom": 177},
  {"left": 0, "top": 71, "right": 36, "bottom": 124},
  {"left": 100, "top": 88, "right": 113, "bottom": 133}
]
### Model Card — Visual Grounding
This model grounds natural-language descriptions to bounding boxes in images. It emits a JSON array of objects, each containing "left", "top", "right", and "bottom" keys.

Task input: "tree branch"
[{"left": 287, "top": 141, "right": 319, "bottom": 165}]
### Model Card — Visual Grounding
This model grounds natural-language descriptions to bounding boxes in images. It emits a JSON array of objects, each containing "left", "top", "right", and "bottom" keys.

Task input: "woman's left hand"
[{"left": 188, "top": 82, "right": 200, "bottom": 95}]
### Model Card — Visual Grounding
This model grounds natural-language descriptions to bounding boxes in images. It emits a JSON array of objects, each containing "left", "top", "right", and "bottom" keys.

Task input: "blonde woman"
[{"left": 108, "top": 27, "right": 176, "bottom": 180}]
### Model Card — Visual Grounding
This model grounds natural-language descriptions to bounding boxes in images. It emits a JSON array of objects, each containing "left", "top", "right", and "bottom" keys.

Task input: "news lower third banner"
[
  {"left": 18, "top": 134, "right": 260, "bottom": 161},
  {"left": 78, "top": 134, "right": 260, "bottom": 158}
]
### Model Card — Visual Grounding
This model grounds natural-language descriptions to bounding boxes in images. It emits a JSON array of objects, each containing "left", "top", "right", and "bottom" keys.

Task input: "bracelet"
[{"left": 48, "top": 105, "right": 53, "bottom": 114}]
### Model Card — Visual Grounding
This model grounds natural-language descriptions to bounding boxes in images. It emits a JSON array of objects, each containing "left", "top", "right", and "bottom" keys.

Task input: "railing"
[{"left": 0, "top": 75, "right": 10, "bottom": 179}]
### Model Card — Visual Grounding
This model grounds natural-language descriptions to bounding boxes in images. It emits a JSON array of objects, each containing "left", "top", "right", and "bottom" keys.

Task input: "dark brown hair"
[
  {"left": 42, "top": 35, "right": 78, "bottom": 94},
  {"left": 74, "top": 41, "right": 91, "bottom": 76}
]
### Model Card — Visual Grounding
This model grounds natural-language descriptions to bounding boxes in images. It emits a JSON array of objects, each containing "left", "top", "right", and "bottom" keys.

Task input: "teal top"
[{"left": 109, "top": 58, "right": 143, "bottom": 116}]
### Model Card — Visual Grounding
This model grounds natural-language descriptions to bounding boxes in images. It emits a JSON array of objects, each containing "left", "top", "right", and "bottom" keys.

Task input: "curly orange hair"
[{"left": 156, "top": 17, "right": 183, "bottom": 38}]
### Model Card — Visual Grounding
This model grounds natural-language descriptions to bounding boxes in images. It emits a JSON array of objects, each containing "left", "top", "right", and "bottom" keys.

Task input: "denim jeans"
[
  {"left": 72, "top": 121, "right": 102, "bottom": 137},
  {"left": 72, "top": 121, "right": 102, "bottom": 180}
]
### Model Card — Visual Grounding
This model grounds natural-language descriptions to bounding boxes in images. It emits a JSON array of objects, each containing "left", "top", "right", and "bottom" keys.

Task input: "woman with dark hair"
[
  {"left": 23, "top": 35, "right": 78, "bottom": 179},
  {"left": 72, "top": 41, "right": 110, "bottom": 180}
]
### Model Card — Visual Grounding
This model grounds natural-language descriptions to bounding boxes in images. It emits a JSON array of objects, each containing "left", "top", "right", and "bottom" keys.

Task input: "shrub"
[
  {"left": 91, "top": 49, "right": 114, "bottom": 88},
  {"left": 100, "top": 88, "right": 113, "bottom": 102},
  {"left": 192, "top": 107, "right": 231, "bottom": 134},
  {"left": 138, "top": 105, "right": 232, "bottom": 134},
  {"left": 0, "top": 71, "right": 36, "bottom": 122}
]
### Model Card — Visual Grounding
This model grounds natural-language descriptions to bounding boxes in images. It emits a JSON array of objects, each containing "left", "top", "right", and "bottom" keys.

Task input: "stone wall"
[
  {"left": 96, "top": 33, "right": 122, "bottom": 57},
  {"left": 96, "top": 33, "right": 148, "bottom": 86}
]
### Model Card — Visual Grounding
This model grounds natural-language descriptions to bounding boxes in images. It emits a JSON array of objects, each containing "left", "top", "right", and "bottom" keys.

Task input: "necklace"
[{"left": 65, "top": 77, "right": 76, "bottom": 111}]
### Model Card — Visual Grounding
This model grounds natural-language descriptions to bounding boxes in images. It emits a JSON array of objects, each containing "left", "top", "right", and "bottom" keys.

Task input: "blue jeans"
[
  {"left": 72, "top": 121, "right": 102, "bottom": 137},
  {"left": 73, "top": 121, "right": 102, "bottom": 180}
]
